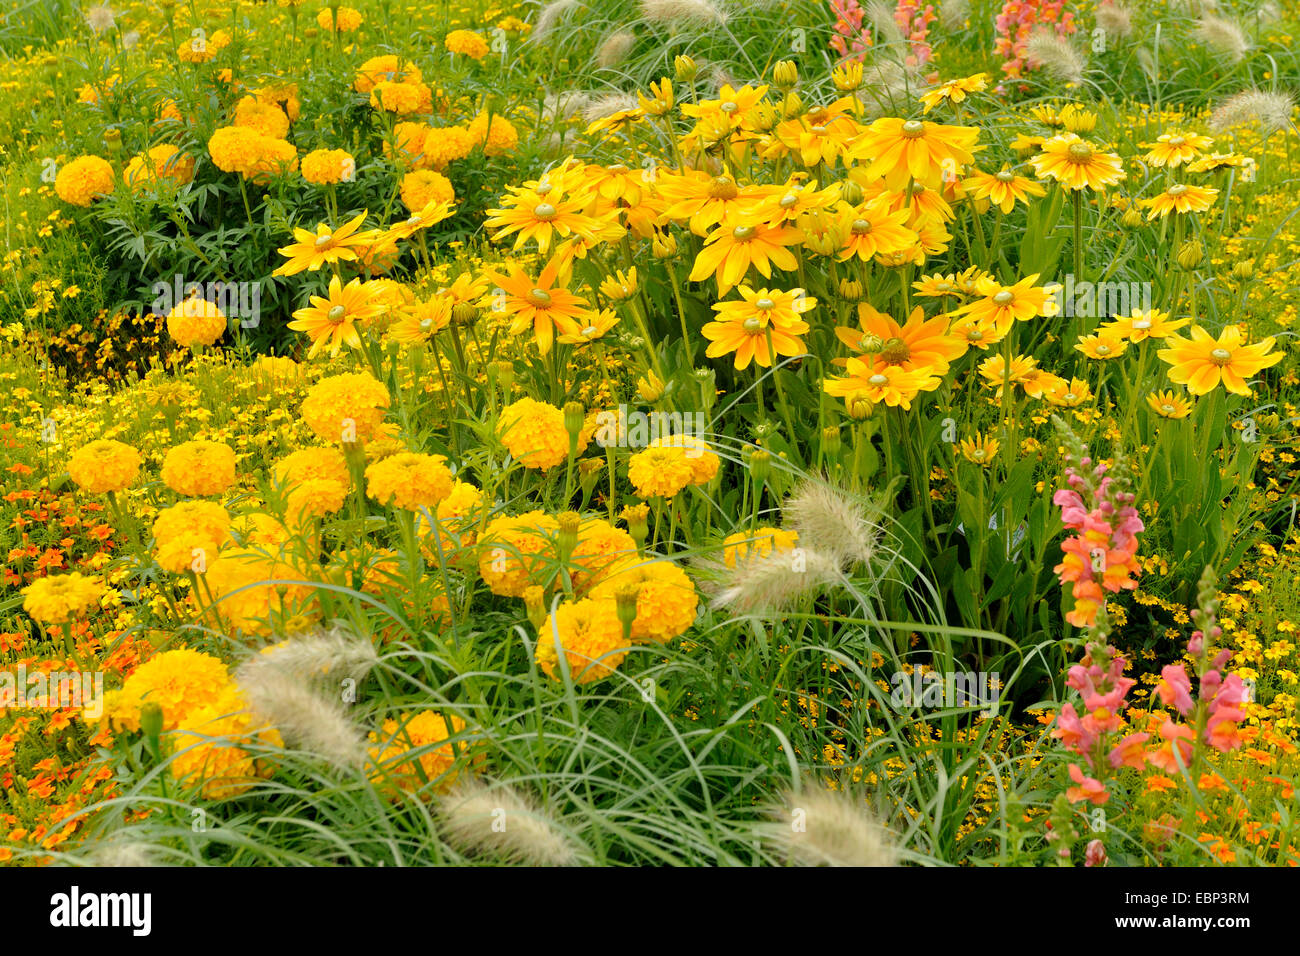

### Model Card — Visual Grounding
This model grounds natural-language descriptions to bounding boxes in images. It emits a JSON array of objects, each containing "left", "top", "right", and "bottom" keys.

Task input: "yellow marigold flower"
[
  {"left": 301, "top": 148, "right": 355, "bottom": 185},
  {"left": 230, "top": 512, "right": 291, "bottom": 550},
  {"left": 1158, "top": 325, "right": 1283, "bottom": 396},
  {"left": 1029, "top": 133, "right": 1125, "bottom": 191},
  {"left": 275, "top": 446, "right": 349, "bottom": 493},
  {"left": 590, "top": 558, "right": 698, "bottom": 643},
  {"left": 1140, "top": 182, "right": 1219, "bottom": 220},
  {"left": 170, "top": 685, "right": 281, "bottom": 799},
  {"left": 498, "top": 397, "right": 588, "bottom": 470},
  {"left": 54, "top": 155, "right": 114, "bottom": 206},
  {"left": 301, "top": 371, "right": 391, "bottom": 444},
  {"left": 354, "top": 55, "right": 422, "bottom": 94},
  {"left": 67, "top": 439, "right": 141, "bottom": 494},
  {"left": 722, "top": 527, "right": 798, "bottom": 568},
  {"left": 370, "top": 80, "right": 433, "bottom": 115},
  {"left": 467, "top": 111, "right": 518, "bottom": 156},
  {"left": 535, "top": 598, "right": 628, "bottom": 684},
  {"left": 177, "top": 27, "right": 231, "bottom": 62},
  {"left": 101, "top": 648, "right": 232, "bottom": 732},
  {"left": 958, "top": 432, "right": 1000, "bottom": 466},
  {"left": 207, "top": 125, "right": 263, "bottom": 174},
  {"left": 1146, "top": 390, "right": 1193, "bottom": 419},
  {"left": 400, "top": 169, "right": 455, "bottom": 213},
  {"left": 478, "top": 511, "right": 560, "bottom": 597},
  {"left": 21, "top": 572, "right": 103, "bottom": 625},
  {"left": 233, "top": 95, "right": 291, "bottom": 138},
  {"left": 627, "top": 443, "right": 700, "bottom": 499},
  {"left": 197, "top": 548, "right": 318, "bottom": 636},
  {"left": 420, "top": 124, "right": 475, "bottom": 168},
  {"left": 166, "top": 296, "right": 227, "bottom": 348},
  {"left": 369, "top": 710, "right": 476, "bottom": 795},
  {"left": 153, "top": 500, "right": 230, "bottom": 574},
  {"left": 286, "top": 477, "right": 348, "bottom": 524},
  {"left": 123, "top": 144, "right": 194, "bottom": 191},
  {"left": 569, "top": 518, "right": 638, "bottom": 590},
  {"left": 317, "top": 5, "right": 362, "bottom": 31},
  {"left": 364, "top": 452, "right": 453, "bottom": 510},
  {"left": 445, "top": 29, "right": 489, "bottom": 59},
  {"left": 161, "top": 440, "right": 237, "bottom": 497}
]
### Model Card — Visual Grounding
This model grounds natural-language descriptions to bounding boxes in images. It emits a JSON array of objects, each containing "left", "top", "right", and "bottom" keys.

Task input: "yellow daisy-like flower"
[
  {"left": 1102, "top": 308, "right": 1188, "bottom": 342},
  {"left": 67, "top": 439, "right": 141, "bottom": 494},
  {"left": 273, "top": 211, "right": 379, "bottom": 277},
  {"left": 1157, "top": 325, "right": 1283, "bottom": 396},
  {"left": 1140, "top": 131, "right": 1214, "bottom": 168},
  {"left": 849, "top": 117, "right": 980, "bottom": 190},
  {"left": 483, "top": 255, "right": 594, "bottom": 356},
  {"left": 1146, "top": 390, "right": 1193, "bottom": 419},
  {"left": 689, "top": 217, "right": 803, "bottom": 295},
  {"left": 834, "top": 198, "right": 919, "bottom": 263},
  {"left": 918, "top": 73, "right": 988, "bottom": 113},
  {"left": 1029, "top": 134, "right": 1125, "bottom": 191},
  {"left": 961, "top": 164, "right": 1046, "bottom": 214},
  {"left": 161, "top": 440, "right": 237, "bottom": 497},
  {"left": 1043, "top": 376, "right": 1093, "bottom": 407},
  {"left": 288, "top": 275, "right": 384, "bottom": 359},
  {"left": 958, "top": 432, "right": 1000, "bottom": 466},
  {"left": 702, "top": 286, "right": 815, "bottom": 370},
  {"left": 535, "top": 598, "right": 628, "bottom": 684},
  {"left": 1139, "top": 182, "right": 1219, "bottom": 220},
  {"left": 823, "top": 359, "right": 938, "bottom": 410},
  {"left": 953, "top": 274, "right": 1050, "bottom": 332},
  {"left": 1074, "top": 331, "right": 1129, "bottom": 361}
]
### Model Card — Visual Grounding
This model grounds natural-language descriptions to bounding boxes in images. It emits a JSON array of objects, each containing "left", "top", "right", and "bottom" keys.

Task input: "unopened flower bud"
[
  {"left": 772, "top": 59, "right": 799, "bottom": 90},
  {"left": 674, "top": 55, "right": 697, "bottom": 82},
  {"left": 1176, "top": 239, "right": 1204, "bottom": 271},
  {"left": 636, "top": 370, "right": 665, "bottom": 402}
]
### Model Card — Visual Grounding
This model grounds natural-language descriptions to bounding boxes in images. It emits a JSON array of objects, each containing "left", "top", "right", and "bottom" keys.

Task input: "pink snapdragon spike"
[
  {"left": 1052, "top": 454, "right": 1143, "bottom": 629},
  {"left": 829, "top": 0, "right": 872, "bottom": 63},
  {"left": 994, "top": 0, "right": 1078, "bottom": 79},
  {"left": 894, "top": 1, "right": 938, "bottom": 66},
  {"left": 1084, "top": 838, "right": 1107, "bottom": 867},
  {"left": 1156, "top": 664, "right": 1194, "bottom": 716}
]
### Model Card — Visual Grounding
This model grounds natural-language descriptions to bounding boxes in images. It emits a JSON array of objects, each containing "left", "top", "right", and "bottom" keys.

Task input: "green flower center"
[
  {"left": 533, "top": 202, "right": 557, "bottom": 220},
  {"left": 327, "top": 305, "right": 346, "bottom": 322},
  {"left": 1210, "top": 347, "right": 1232, "bottom": 365},
  {"left": 755, "top": 297, "right": 775, "bottom": 310},
  {"left": 1067, "top": 142, "right": 1093, "bottom": 162},
  {"left": 901, "top": 120, "right": 925, "bottom": 138},
  {"left": 527, "top": 288, "right": 552, "bottom": 307},
  {"left": 732, "top": 225, "right": 756, "bottom": 240},
  {"left": 868, "top": 373, "right": 889, "bottom": 386},
  {"left": 851, "top": 218, "right": 873, "bottom": 235},
  {"left": 314, "top": 233, "right": 333, "bottom": 248},
  {"left": 1167, "top": 184, "right": 1187, "bottom": 197},
  {"left": 993, "top": 291, "right": 1015, "bottom": 305}
]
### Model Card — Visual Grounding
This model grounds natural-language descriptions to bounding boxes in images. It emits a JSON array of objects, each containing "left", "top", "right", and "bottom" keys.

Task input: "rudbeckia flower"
[
  {"left": 961, "top": 164, "right": 1046, "bottom": 214},
  {"left": 688, "top": 218, "right": 802, "bottom": 294},
  {"left": 288, "top": 275, "right": 384, "bottom": 358},
  {"left": 272, "top": 211, "right": 380, "bottom": 276},
  {"left": 484, "top": 254, "right": 594, "bottom": 355},
  {"left": 1140, "top": 131, "right": 1214, "bottom": 168},
  {"left": 849, "top": 117, "right": 980, "bottom": 190},
  {"left": 702, "top": 287, "right": 814, "bottom": 369},
  {"left": 1157, "top": 325, "right": 1283, "bottom": 396},
  {"left": 1029, "top": 134, "right": 1125, "bottom": 191},
  {"left": 1139, "top": 182, "right": 1219, "bottom": 220}
]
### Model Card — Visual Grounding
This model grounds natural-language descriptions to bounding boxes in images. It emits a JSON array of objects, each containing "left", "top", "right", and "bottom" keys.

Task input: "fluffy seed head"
[
  {"left": 782, "top": 480, "right": 882, "bottom": 568},
  {"left": 1025, "top": 30, "right": 1087, "bottom": 84},
  {"left": 704, "top": 545, "right": 840, "bottom": 615},
  {"left": 1194, "top": 15, "right": 1250, "bottom": 62},
  {"left": 596, "top": 30, "right": 636, "bottom": 69},
  {"left": 438, "top": 778, "right": 585, "bottom": 865},
  {"left": 639, "top": 0, "right": 726, "bottom": 26},
  {"left": 759, "top": 782, "right": 898, "bottom": 867},
  {"left": 1210, "top": 88, "right": 1296, "bottom": 135}
]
